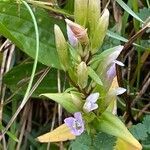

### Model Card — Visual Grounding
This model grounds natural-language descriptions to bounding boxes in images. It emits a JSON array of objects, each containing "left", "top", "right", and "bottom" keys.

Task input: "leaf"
[
  {"left": 3, "top": 62, "right": 58, "bottom": 97},
  {"left": 138, "top": 7, "right": 150, "bottom": 21},
  {"left": 93, "top": 132, "right": 116, "bottom": 150},
  {"left": 115, "top": 0, "right": 144, "bottom": 23},
  {"left": 70, "top": 132, "right": 116, "bottom": 150},
  {"left": 130, "top": 123, "right": 147, "bottom": 141},
  {"left": 70, "top": 132, "right": 91, "bottom": 150},
  {"left": 0, "top": 124, "right": 19, "bottom": 142},
  {"left": 90, "top": 45, "right": 122, "bottom": 69},
  {"left": 142, "top": 115, "right": 150, "bottom": 134},
  {"left": 130, "top": 115, "right": 150, "bottom": 141},
  {"left": 40, "top": 93, "right": 81, "bottom": 113},
  {"left": 97, "top": 111, "right": 142, "bottom": 150},
  {"left": 87, "top": 66, "right": 103, "bottom": 85},
  {"left": 37, "top": 124, "right": 76, "bottom": 142},
  {"left": 106, "top": 30, "right": 146, "bottom": 49},
  {"left": 115, "top": 138, "right": 141, "bottom": 150},
  {"left": 0, "top": 2, "right": 65, "bottom": 68}
]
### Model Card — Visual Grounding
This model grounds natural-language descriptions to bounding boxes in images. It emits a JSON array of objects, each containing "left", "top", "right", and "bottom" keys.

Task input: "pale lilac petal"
[
  {"left": 74, "top": 112, "right": 82, "bottom": 123},
  {"left": 86, "top": 93, "right": 99, "bottom": 103},
  {"left": 107, "top": 63, "right": 116, "bottom": 80},
  {"left": 115, "top": 87, "right": 126, "bottom": 95},
  {"left": 113, "top": 60, "right": 124, "bottom": 66},
  {"left": 66, "top": 24, "right": 78, "bottom": 47},
  {"left": 83, "top": 101, "right": 98, "bottom": 113},
  {"left": 64, "top": 117, "right": 75, "bottom": 128},
  {"left": 64, "top": 112, "right": 84, "bottom": 136}
]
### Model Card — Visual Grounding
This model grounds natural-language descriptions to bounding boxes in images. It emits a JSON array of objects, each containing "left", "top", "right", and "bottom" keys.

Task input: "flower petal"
[
  {"left": 115, "top": 87, "right": 126, "bottom": 95},
  {"left": 74, "top": 112, "right": 83, "bottom": 123},
  {"left": 113, "top": 60, "right": 124, "bottom": 66},
  {"left": 66, "top": 24, "right": 78, "bottom": 47},
  {"left": 107, "top": 63, "right": 116, "bottom": 81},
  {"left": 86, "top": 93, "right": 99, "bottom": 103},
  {"left": 64, "top": 117, "right": 76, "bottom": 129}
]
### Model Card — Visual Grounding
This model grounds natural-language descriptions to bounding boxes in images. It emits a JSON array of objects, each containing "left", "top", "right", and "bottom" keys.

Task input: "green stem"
[{"left": 2, "top": 0, "right": 39, "bottom": 136}]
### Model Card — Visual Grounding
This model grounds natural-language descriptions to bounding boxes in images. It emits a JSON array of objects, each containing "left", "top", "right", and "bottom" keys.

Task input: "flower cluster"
[{"left": 39, "top": 1, "right": 142, "bottom": 149}]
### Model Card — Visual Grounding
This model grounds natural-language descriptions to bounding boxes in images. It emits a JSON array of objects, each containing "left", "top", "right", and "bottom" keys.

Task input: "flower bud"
[
  {"left": 70, "top": 92, "right": 83, "bottom": 109},
  {"left": 74, "top": 0, "right": 88, "bottom": 27},
  {"left": 65, "top": 19, "right": 89, "bottom": 46},
  {"left": 91, "top": 9, "right": 109, "bottom": 54},
  {"left": 88, "top": 0, "right": 101, "bottom": 37},
  {"left": 54, "top": 24, "right": 69, "bottom": 70},
  {"left": 77, "top": 61, "right": 88, "bottom": 88}
]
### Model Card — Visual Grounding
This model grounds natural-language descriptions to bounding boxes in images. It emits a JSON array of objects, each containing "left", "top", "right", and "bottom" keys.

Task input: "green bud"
[
  {"left": 91, "top": 9, "right": 109, "bottom": 54},
  {"left": 74, "top": 0, "right": 88, "bottom": 27},
  {"left": 70, "top": 91, "right": 83, "bottom": 109},
  {"left": 54, "top": 24, "right": 69, "bottom": 71},
  {"left": 88, "top": 0, "right": 101, "bottom": 37},
  {"left": 77, "top": 61, "right": 88, "bottom": 88}
]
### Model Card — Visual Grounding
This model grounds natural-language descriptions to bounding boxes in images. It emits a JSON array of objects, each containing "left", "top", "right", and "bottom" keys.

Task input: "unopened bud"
[
  {"left": 65, "top": 19, "right": 89, "bottom": 46},
  {"left": 54, "top": 24, "right": 69, "bottom": 71},
  {"left": 77, "top": 61, "right": 88, "bottom": 88},
  {"left": 91, "top": 9, "right": 109, "bottom": 54},
  {"left": 88, "top": 0, "right": 101, "bottom": 37},
  {"left": 74, "top": 0, "right": 88, "bottom": 27}
]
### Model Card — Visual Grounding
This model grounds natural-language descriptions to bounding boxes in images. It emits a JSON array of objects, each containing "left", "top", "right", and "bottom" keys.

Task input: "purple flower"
[
  {"left": 83, "top": 93, "right": 99, "bottom": 113},
  {"left": 64, "top": 112, "right": 84, "bottom": 136},
  {"left": 106, "top": 60, "right": 124, "bottom": 81}
]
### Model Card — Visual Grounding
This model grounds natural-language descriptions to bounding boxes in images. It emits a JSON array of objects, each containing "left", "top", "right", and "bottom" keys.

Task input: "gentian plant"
[{"left": 37, "top": 0, "right": 142, "bottom": 149}]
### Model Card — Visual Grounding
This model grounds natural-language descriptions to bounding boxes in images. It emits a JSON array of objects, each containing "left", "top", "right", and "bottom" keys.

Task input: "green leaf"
[
  {"left": 40, "top": 93, "right": 81, "bottom": 113},
  {"left": 130, "top": 123, "right": 147, "bottom": 141},
  {"left": 87, "top": 66, "right": 103, "bottom": 85},
  {"left": 0, "top": 2, "right": 65, "bottom": 68},
  {"left": 0, "top": 124, "right": 19, "bottom": 142},
  {"left": 96, "top": 111, "right": 141, "bottom": 149},
  {"left": 70, "top": 132, "right": 116, "bottom": 150},
  {"left": 3, "top": 62, "right": 58, "bottom": 97},
  {"left": 70, "top": 132, "right": 91, "bottom": 150},
  {"left": 106, "top": 30, "right": 146, "bottom": 49},
  {"left": 143, "top": 115, "right": 150, "bottom": 134},
  {"left": 116, "top": 0, "right": 144, "bottom": 23},
  {"left": 93, "top": 132, "right": 116, "bottom": 150}
]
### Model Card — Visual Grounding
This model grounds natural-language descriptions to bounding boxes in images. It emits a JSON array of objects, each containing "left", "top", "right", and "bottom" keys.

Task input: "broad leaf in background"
[
  {"left": 0, "top": 2, "right": 65, "bottom": 68},
  {"left": 130, "top": 115, "right": 150, "bottom": 149},
  {"left": 70, "top": 132, "right": 116, "bottom": 150},
  {"left": 3, "top": 62, "right": 59, "bottom": 97}
]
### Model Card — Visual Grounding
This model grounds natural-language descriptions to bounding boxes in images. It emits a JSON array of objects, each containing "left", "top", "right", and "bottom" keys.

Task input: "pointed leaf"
[
  {"left": 37, "top": 124, "right": 76, "bottom": 142},
  {"left": 88, "top": 66, "right": 103, "bottom": 85},
  {"left": 97, "top": 111, "right": 142, "bottom": 150},
  {"left": 40, "top": 93, "right": 81, "bottom": 113},
  {"left": 116, "top": 0, "right": 143, "bottom": 23}
]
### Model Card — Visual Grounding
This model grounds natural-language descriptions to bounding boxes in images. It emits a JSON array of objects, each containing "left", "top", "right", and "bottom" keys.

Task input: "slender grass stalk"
[
  {"left": 132, "top": 0, "right": 141, "bottom": 89},
  {"left": 1, "top": 0, "right": 39, "bottom": 137},
  {"left": 26, "top": 0, "right": 73, "bottom": 18},
  {"left": 146, "top": 0, "right": 150, "bottom": 8}
]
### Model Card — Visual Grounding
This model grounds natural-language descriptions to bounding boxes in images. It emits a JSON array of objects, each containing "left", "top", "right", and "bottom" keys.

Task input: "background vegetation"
[{"left": 0, "top": 0, "right": 149, "bottom": 149}]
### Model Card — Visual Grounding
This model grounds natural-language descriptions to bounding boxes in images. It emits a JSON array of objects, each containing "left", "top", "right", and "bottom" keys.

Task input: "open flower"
[
  {"left": 106, "top": 60, "right": 124, "bottom": 81},
  {"left": 83, "top": 93, "right": 99, "bottom": 113},
  {"left": 65, "top": 19, "right": 89, "bottom": 46},
  {"left": 64, "top": 112, "right": 84, "bottom": 136}
]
